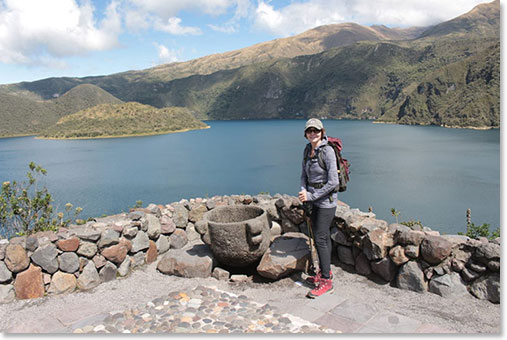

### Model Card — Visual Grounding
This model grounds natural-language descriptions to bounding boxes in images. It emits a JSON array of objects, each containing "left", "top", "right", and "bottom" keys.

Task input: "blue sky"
[{"left": 0, "top": 0, "right": 492, "bottom": 85}]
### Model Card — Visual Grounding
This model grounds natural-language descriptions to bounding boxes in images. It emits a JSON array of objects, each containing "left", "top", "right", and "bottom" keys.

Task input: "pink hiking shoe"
[
  {"left": 306, "top": 278, "right": 334, "bottom": 298},
  {"left": 305, "top": 270, "right": 333, "bottom": 286}
]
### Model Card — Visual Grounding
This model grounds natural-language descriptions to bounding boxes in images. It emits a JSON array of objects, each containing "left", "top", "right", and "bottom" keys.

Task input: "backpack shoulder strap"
[
  {"left": 303, "top": 144, "right": 312, "bottom": 163},
  {"left": 317, "top": 144, "right": 331, "bottom": 170}
]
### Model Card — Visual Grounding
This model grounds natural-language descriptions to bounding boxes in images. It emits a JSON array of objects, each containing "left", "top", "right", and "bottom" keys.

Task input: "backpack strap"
[{"left": 316, "top": 144, "right": 330, "bottom": 170}]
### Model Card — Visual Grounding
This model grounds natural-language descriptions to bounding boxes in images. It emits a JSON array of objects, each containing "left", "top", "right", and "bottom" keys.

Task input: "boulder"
[
  {"left": 397, "top": 261, "right": 427, "bottom": 293},
  {"left": 14, "top": 264, "right": 45, "bottom": 299},
  {"left": 185, "top": 223, "right": 201, "bottom": 243},
  {"left": 156, "top": 235, "right": 170, "bottom": 254},
  {"left": 0, "top": 284, "right": 15, "bottom": 304},
  {"left": 76, "top": 229, "right": 101, "bottom": 242},
  {"left": 146, "top": 214, "right": 162, "bottom": 239},
  {"left": 56, "top": 237, "right": 80, "bottom": 252},
  {"left": 117, "top": 256, "right": 131, "bottom": 277},
  {"left": 470, "top": 273, "right": 500, "bottom": 304},
  {"left": 30, "top": 243, "right": 59, "bottom": 274},
  {"left": 281, "top": 218, "right": 299, "bottom": 234},
  {"left": 58, "top": 252, "right": 80, "bottom": 273},
  {"left": 157, "top": 245, "right": 213, "bottom": 278},
  {"left": 98, "top": 229, "right": 120, "bottom": 248},
  {"left": 25, "top": 236, "right": 39, "bottom": 252},
  {"left": 99, "top": 262, "right": 117, "bottom": 282},
  {"left": 4, "top": 244, "right": 30, "bottom": 273},
  {"left": 48, "top": 271, "right": 77, "bottom": 295},
  {"left": 355, "top": 253, "right": 371, "bottom": 276},
  {"left": 212, "top": 267, "right": 230, "bottom": 281},
  {"left": 330, "top": 227, "right": 352, "bottom": 246},
  {"left": 130, "top": 231, "right": 150, "bottom": 253},
  {"left": 428, "top": 273, "right": 469, "bottom": 298},
  {"left": 160, "top": 215, "right": 176, "bottom": 234},
  {"left": 460, "top": 267, "right": 480, "bottom": 282},
  {"left": 389, "top": 245, "right": 409, "bottom": 266},
  {"left": 363, "top": 228, "right": 392, "bottom": 261},
  {"left": 77, "top": 261, "right": 100, "bottom": 290},
  {"left": 172, "top": 204, "right": 189, "bottom": 228},
  {"left": 474, "top": 242, "right": 500, "bottom": 264},
  {"left": 420, "top": 235, "right": 453, "bottom": 265},
  {"left": 169, "top": 229, "right": 188, "bottom": 249},
  {"left": 145, "top": 241, "right": 158, "bottom": 264},
  {"left": 122, "top": 226, "right": 139, "bottom": 238},
  {"left": 257, "top": 233, "right": 310, "bottom": 280},
  {"left": 77, "top": 241, "right": 98, "bottom": 258},
  {"left": 0, "top": 261, "right": 12, "bottom": 283},
  {"left": 404, "top": 245, "right": 419, "bottom": 259},
  {"left": 188, "top": 204, "right": 208, "bottom": 223},
  {"left": 101, "top": 244, "right": 128, "bottom": 265},
  {"left": 336, "top": 245, "right": 354, "bottom": 266},
  {"left": 395, "top": 229, "right": 425, "bottom": 246},
  {"left": 92, "top": 254, "right": 107, "bottom": 269},
  {"left": 371, "top": 257, "right": 397, "bottom": 282},
  {"left": 281, "top": 207, "right": 304, "bottom": 225}
]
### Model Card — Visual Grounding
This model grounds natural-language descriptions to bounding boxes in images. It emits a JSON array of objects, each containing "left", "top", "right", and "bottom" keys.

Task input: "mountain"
[
  {"left": 0, "top": 84, "right": 122, "bottom": 137},
  {"left": 39, "top": 102, "right": 208, "bottom": 139},
  {"left": 0, "top": 0, "right": 500, "bottom": 134}
]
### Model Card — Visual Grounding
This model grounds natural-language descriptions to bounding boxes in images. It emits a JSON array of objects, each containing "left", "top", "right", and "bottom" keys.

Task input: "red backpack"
[{"left": 304, "top": 137, "right": 350, "bottom": 192}]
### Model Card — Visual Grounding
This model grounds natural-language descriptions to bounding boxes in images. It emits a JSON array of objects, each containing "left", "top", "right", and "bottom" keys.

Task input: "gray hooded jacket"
[{"left": 300, "top": 136, "right": 339, "bottom": 208}]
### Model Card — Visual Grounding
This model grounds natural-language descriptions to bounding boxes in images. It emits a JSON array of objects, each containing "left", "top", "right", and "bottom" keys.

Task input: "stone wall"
[{"left": 0, "top": 194, "right": 500, "bottom": 304}]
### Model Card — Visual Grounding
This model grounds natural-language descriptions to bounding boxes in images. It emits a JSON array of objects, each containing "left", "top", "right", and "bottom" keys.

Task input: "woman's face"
[{"left": 305, "top": 128, "right": 322, "bottom": 143}]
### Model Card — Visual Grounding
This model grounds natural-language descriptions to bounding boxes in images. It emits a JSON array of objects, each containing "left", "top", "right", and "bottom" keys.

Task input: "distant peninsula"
[{"left": 38, "top": 102, "right": 209, "bottom": 139}]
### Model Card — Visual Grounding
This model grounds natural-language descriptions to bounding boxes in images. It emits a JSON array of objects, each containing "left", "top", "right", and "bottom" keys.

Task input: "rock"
[
  {"left": 128, "top": 211, "right": 145, "bottom": 221},
  {"left": 269, "top": 221, "right": 282, "bottom": 240},
  {"left": 467, "top": 261, "right": 487, "bottom": 273},
  {"left": 172, "top": 205, "right": 189, "bottom": 228},
  {"left": 146, "top": 214, "right": 162, "bottom": 240},
  {"left": 157, "top": 245, "right": 213, "bottom": 278},
  {"left": 146, "top": 203, "right": 161, "bottom": 217},
  {"left": 145, "top": 241, "right": 158, "bottom": 264},
  {"left": 487, "top": 260, "right": 500, "bottom": 272},
  {"left": 429, "top": 273, "right": 468, "bottom": 298},
  {"left": 257, "top": 233, "right": 310, "bottom": 280},
  {"left": 119, "top": 238, "right": 132, "bottom": 252},
  {"left": 0, "top": 284, "right": 15, "bottom": 304},
  {"left": 98, "top": 229, "right": 120, "bottom": 248},
  {"left": 0, "top": 243, "right": 7, "bottom": 260},
  {"left": 92, "top": 254, "right": 107, "bottom": 269},
  {"left": 212, "top": 267, "right": 230, "bottom": 281},
  {"left": 0, "top": 261, "right": 12, "bottom": 283},
  {"left": 76, "top": 229, "right": 101, "bottom": 242},
  {"left": 58, "top": 252, "right": 80, "bottom": 273},
  {"left": 169, "top": 229, "right": 188, "bottom": 249},
  {"left": 76, "top": 241, "right": 98, "bottom": 258},
  {"left": 420, "top": 235, "right": 452, "bottom": 265},
  {"left": 185, "top": 223, "right": 201, "bottom": 243},
  {"left": 99, "top": 262, "right": 117, "bottom": 282},
  {"left": 358, "top": 218, "right": 388, "bottom": 234},
  {"left": 336, "top": 245, "right": 354, "bottom": 266},
  {"left": 281, "top": 217, "right": 299, "bottom": 234},
  {"left": 460, "top": 267, "right": 480, "bottom": 282},
  {"left": 470, "top": 273, "right": 500, "bottom": 304},
  {"left": 25, "top": 236, "right": 39, "bottom": 252},
  {"left": 475, "top": 242, "right": 500, "bottom": 264},
  {"left": 130, "top": 231, "right": 150, "bottom": 253},
  {"left": 281, "top": 207, "right": 304, "bottom": 225},
  {"left": 131, "top": 252, "right": 145, "bottom": 268},
  {"left": 395, "top": 230, "right": 426, "bottom": 246},
  {"left": 30, "top": 243, "right": 59, "bottom": 274},
  {"left": 4, "top": 244, "right": 30, "bottom": 273},
  {"left": 77, "top": 261, "right": 100, "bottom": 290},
  {"left": 160, "top": 216, "right": 176, "bottom": 235},
  {"left": 389, "top": 245, "right": 409, "bottom": 266},
  {"left": 371, "top": 257, "right": 397, "bottom": 282},
  {"left": 188, "top": 204, "right": 208, "bottom": 223},
  {"left": 397, "top": 261, "right": 427, "bottom": 293},
  {"left": 206, "top": 199, "right": 217, "bottom": 210},
  {"left": 363, "top": 228, "right": 392, "bottom": 261},
  {"left": 101, "top": 244, "right": 128, "bottom": 265},
  {"left": 156, "top": 235, "right": 170, "bottom": 255},
  {"left": 57, "top": 237, "right": 80, "bottom": 252},
  {"left": 117, "top": 256, "right": 131, "bottom": 277},
  {"left": 122, "top": 226, "right": 139, "bottom": 238},
  {"left": 330, "top": 227, "right": 352, "bottom": 246},
  {"left": 14, "top": 264, "right": 45, "bottom": 299},
  {"left": 404, "top": 245, "right": 419, "bottom": 259},
  {"left": 355, "top": 253, "right": 371, "bottom": 276},
  {"left": 48, "top": 271, "right": 77, "bottom": 295},
  {"left": 230, "top": 275, "right": 251, "bottom": 283}
]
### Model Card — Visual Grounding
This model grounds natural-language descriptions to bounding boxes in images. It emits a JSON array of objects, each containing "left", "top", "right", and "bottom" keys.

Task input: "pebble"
[{"left": 72, "top": 285, "right": 335, "bottom": 333}]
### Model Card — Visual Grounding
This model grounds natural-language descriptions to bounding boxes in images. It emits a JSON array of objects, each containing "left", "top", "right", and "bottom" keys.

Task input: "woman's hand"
[{"left": 298, "top": 190, "right": 308, "bottom": 203}]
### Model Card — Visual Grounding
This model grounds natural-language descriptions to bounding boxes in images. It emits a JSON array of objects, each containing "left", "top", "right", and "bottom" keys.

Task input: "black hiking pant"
[{"left": 310, "top": 205, "right": 336, "bottom": 279}]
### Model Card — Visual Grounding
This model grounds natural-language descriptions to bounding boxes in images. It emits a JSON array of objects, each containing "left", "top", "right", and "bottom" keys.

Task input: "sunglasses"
[{"left": 306, "top": 128, "right": 321, "bottom": 134}]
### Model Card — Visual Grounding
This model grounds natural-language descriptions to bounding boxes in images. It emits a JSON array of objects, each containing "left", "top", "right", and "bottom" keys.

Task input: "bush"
[
  {"left": 458, "top": 222, "right": 500, "bottom": 240},
  {"left": 0, "top": 162, "right": 82, "bottom": 239}
]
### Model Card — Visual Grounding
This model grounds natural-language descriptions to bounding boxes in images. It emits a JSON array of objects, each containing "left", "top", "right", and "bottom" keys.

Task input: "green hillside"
[{"left": 39, "top": 102, "right": 209, "bottom": 139}]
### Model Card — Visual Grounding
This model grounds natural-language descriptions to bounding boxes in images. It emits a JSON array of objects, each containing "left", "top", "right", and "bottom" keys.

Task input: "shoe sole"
[{"left": 306, "top": 287, "right": 334, "bottom": 299}]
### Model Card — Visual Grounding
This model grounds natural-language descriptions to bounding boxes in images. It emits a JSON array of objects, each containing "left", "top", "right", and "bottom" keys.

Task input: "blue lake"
[{"left": 0, "top": 120, "right": 500, "bottom": 235}]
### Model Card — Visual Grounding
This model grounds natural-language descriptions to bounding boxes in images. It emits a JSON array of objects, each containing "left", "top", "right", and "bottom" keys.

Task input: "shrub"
[{"left": 0, "top": 162, "right": 82, "bottom": 238}]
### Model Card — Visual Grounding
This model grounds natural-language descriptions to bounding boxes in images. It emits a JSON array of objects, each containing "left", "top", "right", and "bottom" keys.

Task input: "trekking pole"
[{"left": 303, "top": 202, "right": 319, "bottom": 275}]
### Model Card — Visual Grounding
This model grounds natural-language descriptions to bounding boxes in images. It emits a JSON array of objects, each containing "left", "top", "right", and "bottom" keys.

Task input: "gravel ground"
[{"left": 0, "top": 259, "right": 500, "bottom": 334}]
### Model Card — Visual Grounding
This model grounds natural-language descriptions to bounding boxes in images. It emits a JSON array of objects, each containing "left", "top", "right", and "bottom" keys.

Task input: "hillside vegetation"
[
  {"left": 39, "top": 102, "right": 209, "bottom": 139},
  {"left": 0, "top": 0, "right": 499, "bottom": 133}
]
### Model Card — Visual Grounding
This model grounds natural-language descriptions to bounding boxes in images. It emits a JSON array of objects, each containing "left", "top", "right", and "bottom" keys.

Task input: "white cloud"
[
  {"left": 253, "top": 0, "right": 489, "bottom": 36},
  {"left": 154, "top": 17, "right": 202, "bottom": 35},
  {"left": 0, "top": 0, "right": 122, "bottom": 65},
  {"left": 154, "top": 42, "right": 179, "bottom": 64}
]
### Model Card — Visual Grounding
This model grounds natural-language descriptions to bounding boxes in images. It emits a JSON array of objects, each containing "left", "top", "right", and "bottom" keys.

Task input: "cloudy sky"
[{"left": 0, "top": 0, "right": 492, "bottom": 84}]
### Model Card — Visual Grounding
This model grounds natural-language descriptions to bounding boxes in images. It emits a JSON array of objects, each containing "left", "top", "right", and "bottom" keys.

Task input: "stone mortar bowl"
[{"left": 198, "top": 205, "right": 270, "bottom": 267}]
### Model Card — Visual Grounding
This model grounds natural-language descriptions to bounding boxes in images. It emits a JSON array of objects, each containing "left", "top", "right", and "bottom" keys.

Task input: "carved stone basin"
[{"left": 199, "top": 205, "right": 270, "bottom": 267}]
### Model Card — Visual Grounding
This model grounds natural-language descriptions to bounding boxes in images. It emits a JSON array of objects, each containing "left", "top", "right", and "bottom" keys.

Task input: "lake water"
[{"left": 0, "top": 120, "right": 500, "bottom": 235}]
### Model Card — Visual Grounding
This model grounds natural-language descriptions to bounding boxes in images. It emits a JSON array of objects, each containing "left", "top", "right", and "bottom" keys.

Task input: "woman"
[{"left": 298, "top": 118, "right": 339, "bottom": 298}]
